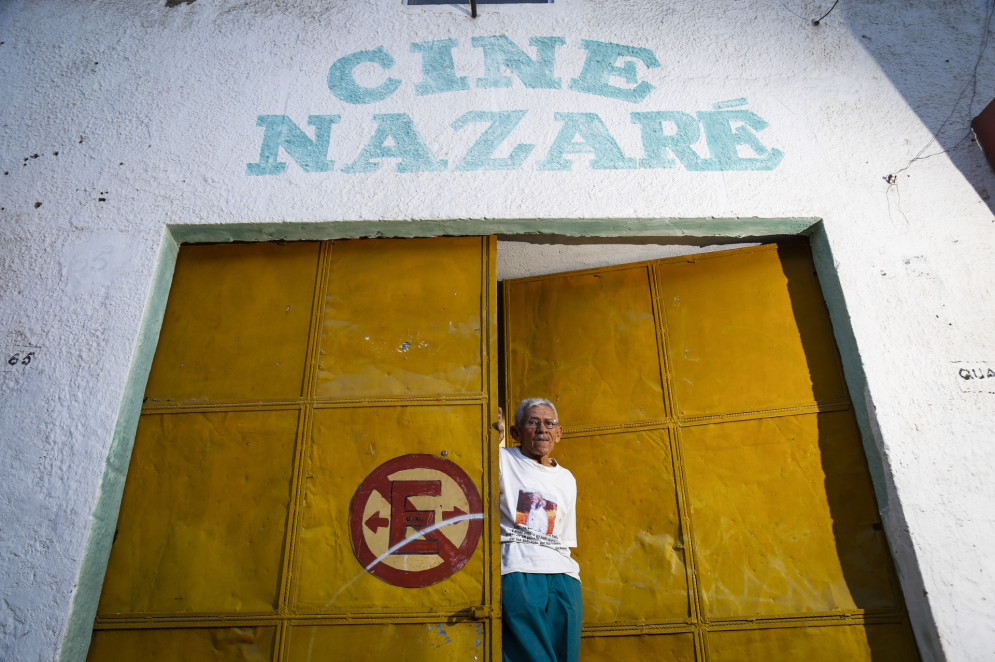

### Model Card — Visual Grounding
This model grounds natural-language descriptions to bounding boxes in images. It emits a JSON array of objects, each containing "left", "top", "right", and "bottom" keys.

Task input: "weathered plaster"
[
  {"left": 170, "top": 217, "right": 819, "bottom": 244},
  {"left": 2, "top": 0, "right": 995, "bottom": 660},
  {"left": 57, "top": 230, "right": 178, "bottom": 662}
]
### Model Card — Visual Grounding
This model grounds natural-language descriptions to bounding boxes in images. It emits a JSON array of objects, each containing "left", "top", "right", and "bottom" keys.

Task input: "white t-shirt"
[{"left": 499, "top": 446, "right": 580, "bottom": 581}]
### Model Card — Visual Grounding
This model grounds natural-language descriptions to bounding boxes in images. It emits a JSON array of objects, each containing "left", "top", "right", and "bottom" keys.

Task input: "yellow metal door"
[
  {"left": 90, "top": 237, "right": 501, "bottom": 661},
  {"left": 502, "top": 241, "right": 920, "bottom": 661}
]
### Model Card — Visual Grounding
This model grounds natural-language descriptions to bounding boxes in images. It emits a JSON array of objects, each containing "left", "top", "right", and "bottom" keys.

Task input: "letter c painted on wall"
[{"left": 327, "top": 46, "right": 402, "bottom": 104}]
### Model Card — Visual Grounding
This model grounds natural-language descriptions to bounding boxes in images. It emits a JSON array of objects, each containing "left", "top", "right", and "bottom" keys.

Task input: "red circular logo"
[{"left": 349, "top": 454, "right": 484, "bottom": 588}]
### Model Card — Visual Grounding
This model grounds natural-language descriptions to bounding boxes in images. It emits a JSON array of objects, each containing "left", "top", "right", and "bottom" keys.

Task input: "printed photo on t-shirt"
[{"left": 515, "top": 490, "right": 557, "bottom": 535}]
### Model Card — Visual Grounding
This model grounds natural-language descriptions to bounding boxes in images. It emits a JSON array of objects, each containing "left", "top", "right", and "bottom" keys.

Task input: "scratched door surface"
[
  {"left": 502, "top": 241, "right": 920, "bottom": 661},
  {"left": 89, "top": 237, "right": 501, "bottom": 661}
]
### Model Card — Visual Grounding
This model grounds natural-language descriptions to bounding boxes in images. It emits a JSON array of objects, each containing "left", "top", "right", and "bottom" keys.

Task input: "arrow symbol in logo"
[
  {"left": 366, "top": 512, "right": 390, "bottom": 534},
  {"left": 442, "top": 506, "right": 467, "bottom": 521}
]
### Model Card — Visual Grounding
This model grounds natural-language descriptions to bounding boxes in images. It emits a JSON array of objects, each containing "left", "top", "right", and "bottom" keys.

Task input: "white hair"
[{"left": 514, "top": 398, "right": 559, "bottom": 426}]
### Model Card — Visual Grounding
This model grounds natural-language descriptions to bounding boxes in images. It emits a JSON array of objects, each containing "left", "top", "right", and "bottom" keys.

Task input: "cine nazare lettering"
[{"left": 247, "top": 36, "right": 784, "bottom": 174}]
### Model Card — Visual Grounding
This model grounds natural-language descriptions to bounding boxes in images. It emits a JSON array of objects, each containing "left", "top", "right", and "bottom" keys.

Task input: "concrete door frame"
[{"left": 61, "top": 216, "right": 939, "bottom": 662}]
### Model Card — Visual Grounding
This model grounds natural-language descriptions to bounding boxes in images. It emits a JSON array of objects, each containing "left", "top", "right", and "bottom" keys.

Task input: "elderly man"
[{"left": 494, "top": 398, "right": 581, "bottom": 662}]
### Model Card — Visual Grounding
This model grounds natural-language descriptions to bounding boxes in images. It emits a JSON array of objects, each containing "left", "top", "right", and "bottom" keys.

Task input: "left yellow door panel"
[
  {"left": 316, "top": 237, "right": 488, "bottom": 398},
  {"left": 284, "top": 623, "right": 485, "bottom": 661},
  {"left": 144, "top": 242, "right": 319, "bottom": 403},
  {"left": 88, "top": 627, "right": 277, "bottom": 661},
  {"left": 295, "top": 405, "right": 486, "bottom": 612},
  {"left": 92, "top": 237, "right": 500, "bottom": 662},
  {"left": 98, "top": 410, "right": 299, "bottom": 615}
]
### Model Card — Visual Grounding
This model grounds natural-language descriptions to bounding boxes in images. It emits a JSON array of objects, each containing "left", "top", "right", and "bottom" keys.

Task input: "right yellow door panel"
[
  {"left": 504, "top": 241, "right": 919, "bottom": 660},
  {"left": 503, "top": 263, "right": 668, "bottom": 430},
  {"left": 581, "top": 632, "right": 698, "bottom": 660},
  {"left": 684, "top": 412, "right": 898, "bottom": 620},
  {"left": 656, "top": 242, "right": 849, "bottom": 418},
  {"left": 708, "top": 624, "right": 920, "bottom": 662},
  {"left": 558, "top": 429, "right": 690, "bottom": 625}
]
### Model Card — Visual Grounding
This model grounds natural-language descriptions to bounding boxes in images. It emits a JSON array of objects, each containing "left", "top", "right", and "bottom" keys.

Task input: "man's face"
[{"left": 511, "top": 405, "right": 562, "bottom": 464}]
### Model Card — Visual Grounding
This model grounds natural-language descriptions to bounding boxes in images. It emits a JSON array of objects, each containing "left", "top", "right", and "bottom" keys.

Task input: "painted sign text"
[{"left": 248, "top": 37, "right": 784, "bottom": 175}]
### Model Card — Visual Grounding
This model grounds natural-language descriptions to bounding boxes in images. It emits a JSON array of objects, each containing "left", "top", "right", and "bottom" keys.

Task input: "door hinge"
[{"left": 470, "top": 605, "right": 496, "bottom": 620}]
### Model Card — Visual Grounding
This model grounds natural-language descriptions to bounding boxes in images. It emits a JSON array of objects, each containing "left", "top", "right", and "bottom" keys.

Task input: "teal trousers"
[{"left": 501, "top": 572, "right": 582, "bottom": 662}]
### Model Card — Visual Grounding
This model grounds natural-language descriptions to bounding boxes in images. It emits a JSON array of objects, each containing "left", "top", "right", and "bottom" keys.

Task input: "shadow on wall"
[
  {"left": 779, "top": 241, "right": 925, "bottom": 661},
  {"left": 845, "top": 0, "right": 995, "bottom": 213}
]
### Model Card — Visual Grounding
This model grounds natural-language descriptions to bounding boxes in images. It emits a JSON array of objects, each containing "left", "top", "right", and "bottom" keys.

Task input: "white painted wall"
[{"left": 1, "top": 0, "right": 994, "bottom": 660}]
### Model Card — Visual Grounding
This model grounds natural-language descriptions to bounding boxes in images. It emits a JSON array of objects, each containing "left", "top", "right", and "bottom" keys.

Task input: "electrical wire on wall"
[
  {"left": 888, "top": 0, "right": 995, "bottom": 178},
  {"left": 882, "top": 0, "right": 995, "bottom": 226},
  {"left": 812, "top": 0, "right": 840, "bottom": 25},
  {"left": 777, "top": 0, "right": 842, "bottom": 26}
]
